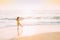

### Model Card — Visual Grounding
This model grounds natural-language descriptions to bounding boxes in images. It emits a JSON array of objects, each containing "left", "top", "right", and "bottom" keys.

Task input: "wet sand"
[
  {"left": 10, "top": 32, "right": 60, "bottom": 40},
  {"left": 0, "top": 24, "right": 60, "bottom": 40}
]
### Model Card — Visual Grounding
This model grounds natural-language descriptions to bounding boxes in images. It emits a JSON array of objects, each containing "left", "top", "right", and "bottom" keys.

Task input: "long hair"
[
  {"left": 16, "top": 17, "right": 20, "bottom": 26},
  {"left": 16, "top": 17, "right": 20, "bottom": 21}
]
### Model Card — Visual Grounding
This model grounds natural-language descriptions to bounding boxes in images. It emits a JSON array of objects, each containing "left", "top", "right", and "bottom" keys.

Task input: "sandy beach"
[
  {"left": 10, "top": 32, "right": 60, "bottom": 40},
  {"left": 0, "top": 24, "right": 60, "bottom": 40}
]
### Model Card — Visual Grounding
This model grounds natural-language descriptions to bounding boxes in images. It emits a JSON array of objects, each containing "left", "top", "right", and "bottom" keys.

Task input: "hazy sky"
[
  {"left": 0, "top": 0, "right": 60, "bottom": 10},
  {"left": 0, "top": 0, "right": 60, "bottom": 17}
]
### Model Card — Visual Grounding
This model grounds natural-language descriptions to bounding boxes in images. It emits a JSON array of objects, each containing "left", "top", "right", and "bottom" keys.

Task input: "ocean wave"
[
  {"left": 0, "top": 16, "right": 60, "bottom": 20},
  {"left": 0, "top": 22, "right": 60, "bottom": 28}
]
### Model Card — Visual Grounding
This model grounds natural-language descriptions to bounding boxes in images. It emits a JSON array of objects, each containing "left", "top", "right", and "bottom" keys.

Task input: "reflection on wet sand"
[{"left": 10, "top": 32, "right": 60, "bottom": 40}]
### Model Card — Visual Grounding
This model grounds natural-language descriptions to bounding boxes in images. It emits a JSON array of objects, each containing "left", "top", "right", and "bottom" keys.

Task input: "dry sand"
[{"left": 10, "top": 32, "right": 60, "bottom": 40}]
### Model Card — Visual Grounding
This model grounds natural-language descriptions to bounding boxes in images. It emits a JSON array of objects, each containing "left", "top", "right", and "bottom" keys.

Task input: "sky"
[
  {"left": 0, "top": 0, "right": 60, "bottom": 10},
  {"left": 0, "top": 0, "right": 60, "bottom": 17}
]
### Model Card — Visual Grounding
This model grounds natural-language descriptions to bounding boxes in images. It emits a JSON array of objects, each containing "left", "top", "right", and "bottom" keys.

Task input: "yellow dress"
[{"left": 16, "top": 19, "right": 20, "bottom": 26}]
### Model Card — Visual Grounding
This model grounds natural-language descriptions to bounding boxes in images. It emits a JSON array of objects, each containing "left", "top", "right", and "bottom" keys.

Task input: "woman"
[
  {"left": 16, "top": 16, "right": 22, "bottom": 26},
  {"left": 16, "top": 16, "right": 22, "bottom": 40}
]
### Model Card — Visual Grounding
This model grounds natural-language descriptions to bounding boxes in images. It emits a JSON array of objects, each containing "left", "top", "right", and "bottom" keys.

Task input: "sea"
[{"left": 0, "top": 13, "right": 60, "bottom": 40}]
